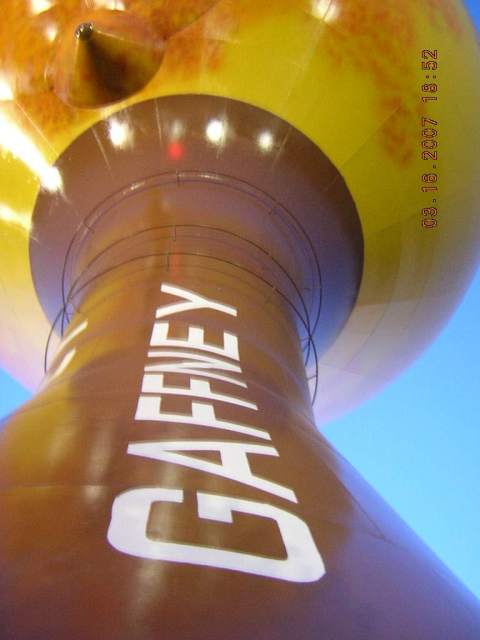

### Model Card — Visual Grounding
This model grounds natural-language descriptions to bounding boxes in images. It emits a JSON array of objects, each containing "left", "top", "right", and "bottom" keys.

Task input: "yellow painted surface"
[{"left": 0, "top": 0, "right": 479, "bottom": 420}]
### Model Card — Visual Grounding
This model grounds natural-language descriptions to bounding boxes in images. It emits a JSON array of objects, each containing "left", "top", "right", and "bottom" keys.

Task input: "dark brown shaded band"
[{"left": 30, "top": 94, "right": 364, "bottom": 389}]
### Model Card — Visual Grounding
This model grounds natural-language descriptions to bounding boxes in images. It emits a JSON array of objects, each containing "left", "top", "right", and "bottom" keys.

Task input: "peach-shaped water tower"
[{"left": 0, "top": 1, "right": 479, "bottom": 638}]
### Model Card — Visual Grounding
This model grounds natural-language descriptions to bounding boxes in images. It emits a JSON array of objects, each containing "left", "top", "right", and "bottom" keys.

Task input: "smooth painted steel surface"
[
  {"left": 0, "top": 0, "right": 478, "bottom": 423},
  {"left": 53, "top": 10, "right": 165, "bottom": 108},
  {"left": 29, "top": 95, "right": 363, "bottom": 405},
  {"left": 1, "top": 1, "right": 480, "bottom": 638},
  {"left": 1, "top": 259, "right": 480, "bottom": 638}
]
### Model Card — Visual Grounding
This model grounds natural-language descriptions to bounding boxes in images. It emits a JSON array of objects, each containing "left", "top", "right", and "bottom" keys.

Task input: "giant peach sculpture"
[{"left": 0, "top": 1, "right": 479, "bottom": 638}]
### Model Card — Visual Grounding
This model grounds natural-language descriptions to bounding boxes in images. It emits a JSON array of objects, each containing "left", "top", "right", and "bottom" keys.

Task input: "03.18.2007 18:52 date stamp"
[{"left": 420, "top": 48, "right": 439, "bottom": 229}]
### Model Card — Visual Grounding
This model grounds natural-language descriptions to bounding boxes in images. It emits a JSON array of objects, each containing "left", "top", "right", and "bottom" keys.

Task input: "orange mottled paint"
[
  {"left": 314, "top": 0, "right": 463, "bottom": 165},
  {"left": 127, "top": 0, "right": 219, "bottom": 39},
  {"left": 0, "top": 0, "right": 222, "bottom": 137},
  {"left": 0, "top": 0, "right": 466, "bottom": 164}
]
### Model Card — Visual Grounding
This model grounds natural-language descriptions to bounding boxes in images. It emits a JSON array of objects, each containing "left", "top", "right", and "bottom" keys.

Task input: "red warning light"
[{"left": 168, "top": 141, "right": 184, "bottom": 160}]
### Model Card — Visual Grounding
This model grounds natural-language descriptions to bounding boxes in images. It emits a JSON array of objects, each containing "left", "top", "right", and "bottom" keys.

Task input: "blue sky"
[{"left": 0, "top": 0, "right": 479, "bottom": 602}]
